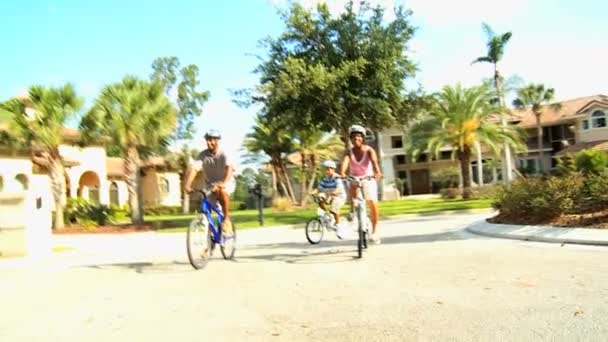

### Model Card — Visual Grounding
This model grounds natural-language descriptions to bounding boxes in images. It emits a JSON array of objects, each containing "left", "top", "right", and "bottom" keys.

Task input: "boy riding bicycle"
[{"left": 315, "top": 160, "right": 347, "bottom": 230}]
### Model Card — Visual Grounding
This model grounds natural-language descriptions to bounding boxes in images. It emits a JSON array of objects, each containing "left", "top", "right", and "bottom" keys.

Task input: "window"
[
  {"left": 160, "top": 177, "right": 170, "bottom": 194},
  {"left": 416, "top": 153, "right": 428, "bottom": 163},
  {"left": 397, "top": 171, "right": 407, "bottom": 179},
  {"left": 395, "top": 155, "right": 406, "bottom": 165},
  {"left": 591, "top": 110, "right": 607, "bottom": 128},
  {"left": 15, "top": 174, "right": 28, "bottom": 190},
  {"left": 390, "top": 136, "right": 403, "bottom": 149},
  {"left": 517, "top": 158, "right": 538, "bottom": 174},
  {"left": 582, "top": 120, "right": 589, "bottom": 130},
  {"left": 109, "top": 182, "right": 120, "bottom": 206},
  {"left": 440, "top": 151, "right": 452, "bottom": 160}
]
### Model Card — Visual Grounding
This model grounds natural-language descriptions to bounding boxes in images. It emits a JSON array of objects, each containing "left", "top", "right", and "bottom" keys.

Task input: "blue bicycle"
[{"left": 187, "top": 187, "right": 237, "bottom": 269}]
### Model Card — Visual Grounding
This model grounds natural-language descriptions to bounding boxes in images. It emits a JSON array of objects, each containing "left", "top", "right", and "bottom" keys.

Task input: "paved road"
[{"left": 1, "top": 212, "right": 608, "bottom": 341}]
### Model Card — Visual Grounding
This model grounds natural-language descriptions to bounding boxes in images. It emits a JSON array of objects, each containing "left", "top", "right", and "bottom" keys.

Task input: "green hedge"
[
  {"left": 143, "top": 205, "right": 182, "bottom": 216},
  {"left": 492, "top": 175, "right": 584, "bottom": 221}
]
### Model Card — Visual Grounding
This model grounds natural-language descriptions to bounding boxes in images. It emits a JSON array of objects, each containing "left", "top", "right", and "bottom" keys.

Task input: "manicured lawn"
[{"left": 148, "top": 198, "right": 493, "bottom": 233}]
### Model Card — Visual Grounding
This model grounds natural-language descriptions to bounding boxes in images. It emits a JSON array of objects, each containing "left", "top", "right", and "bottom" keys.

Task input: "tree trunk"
[
  {"left": 475, "top": 141, "right": 484, "bottom": 186},
  {"left": 49, "top": 156, "right": 66, "bottom": 229},
  {"left": 280, "top": 162, "right": 297, "bottom": 203},
  {"left": 299, "top": 151, "right": 307, "bottom": 206},
  {"left": 495, "top": 68, "right": 514, "bottom": 183},
  {"left": 180, "top": 172, "right": 190, "bottom": 214},
  {"left": 306, "top": 155, "right": 318, "bottom": 197},
  {"left": 458, "top": 147, "right": 473, "bottom": 199},
  {"left": 271, "top": 164, "right": 278, "bottom": 198},
  {"left": 536, "top": 112, "right": 544, "bottom": 174},
  {"left": 125, "top": 146, "right": 143, "bottom": 224}
]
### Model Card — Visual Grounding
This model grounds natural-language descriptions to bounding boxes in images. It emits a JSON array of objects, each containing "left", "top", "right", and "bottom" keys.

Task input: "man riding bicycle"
[
  {"left": 339, "top": 124, "right": 383, "bottom": 244},
  {"left": 184, "top": 129, "right": 235, "bottom": 236}
]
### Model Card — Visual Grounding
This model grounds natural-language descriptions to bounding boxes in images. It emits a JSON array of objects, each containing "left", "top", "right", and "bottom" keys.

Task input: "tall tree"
[
  {"left": 0, "top": 84, "right": 83, "bottom": 229},
  {"left": 80, "top": 76, "right": 175, "bottom": 224},
  {"left": 407, "top": 84, "right": 526, "bottom": 199},
  {"left": 151, "top": 57, "right": 210, "bottom": 141},
  {"left": 293, "top": 130, "right": 343, "bottom": 205},
  {"left": 236, "top": 1, "right": 419, "bottom": 149},
  {"left": 243, "top": 115, "right": 296, "bottom": 202},
  {"left": 472, "top": 22, "right": 514, "bottom": 182},
  {"left": 512, "top": 83, "right": 556, "bottom": 174}
]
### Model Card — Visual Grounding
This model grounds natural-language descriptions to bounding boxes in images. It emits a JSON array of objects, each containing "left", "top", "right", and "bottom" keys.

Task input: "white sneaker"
[
  {"left": 370, "top": 232, "right": 381, "bottom": 244},
  {"left": 336, "top": 223, "right": 350, "bottom": 239}
]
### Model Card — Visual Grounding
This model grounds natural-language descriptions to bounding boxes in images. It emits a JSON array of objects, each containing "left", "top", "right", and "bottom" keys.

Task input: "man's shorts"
[
  {"left": 207, "top": 180, "right": 236, "bottom": 207},
  {"left": 350, "top": 178, "right": 378, "bottom": 203}
]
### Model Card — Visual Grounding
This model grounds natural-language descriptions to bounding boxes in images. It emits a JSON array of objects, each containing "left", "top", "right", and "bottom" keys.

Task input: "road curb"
[{"left": 466, "top": 220, "right": 608, "bottom": 246}]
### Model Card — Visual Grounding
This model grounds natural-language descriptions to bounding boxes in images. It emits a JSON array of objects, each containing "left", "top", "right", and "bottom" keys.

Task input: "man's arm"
[
  {"left": 222, "top": 165, "right": 233, "bottom": 187},
  {"left": 339, "top": 152, "right": 350, "bottom": 177},
  {"left": 184, "top": 168, "right": 198, "bottom": 193},
  {"left": 368, "top": 147, "right": 382, "bottom": 179}
]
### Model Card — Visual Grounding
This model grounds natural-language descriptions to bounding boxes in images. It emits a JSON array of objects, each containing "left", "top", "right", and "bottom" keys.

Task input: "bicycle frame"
[{"left": 198, "top": 191, "right": 224, "bottom": 243}]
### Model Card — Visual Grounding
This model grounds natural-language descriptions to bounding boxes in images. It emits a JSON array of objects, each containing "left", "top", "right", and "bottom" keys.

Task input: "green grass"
[{"left": 147, "top": 198, "right": 493, "bottom": 233}]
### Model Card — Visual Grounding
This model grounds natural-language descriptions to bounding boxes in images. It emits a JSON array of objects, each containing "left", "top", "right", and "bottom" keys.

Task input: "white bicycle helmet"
[
  {"left": 349, "top": 124, "right": 366, "bottom": 136},
  {"left": 204, "top": 129, "right": 221, "bottom": 140},
  {"left": 322, "top": 160, "right": 337, "bottom": 169}
]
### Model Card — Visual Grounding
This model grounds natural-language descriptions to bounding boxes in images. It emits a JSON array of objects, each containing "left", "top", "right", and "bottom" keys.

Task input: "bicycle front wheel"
[
  {"left": 220, "top": 222, "right": 237, "bottom": 260},
  {"left": 305, "top": 218, "right": 324, "bottom": 244},
  {"left": 187, "top": 218, "right": 213, "bottom": 270}
]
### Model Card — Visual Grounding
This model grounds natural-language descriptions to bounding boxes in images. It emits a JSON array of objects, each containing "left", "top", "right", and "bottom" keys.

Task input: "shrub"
[
  {"left": 493, "top": 174, "right": 583, "bottom": 221},
  {"left": 230, "top": 200, "right": 247, "bottom": 211},
  {"left": 65, "top": 198, "right": 115, "bottom": 226},
  {"left": 272, "top": 197, "right": 293, "bottom": 212},
  {"left": 471, "top": 185, "right": 499, "bottom": 199},
  {"left": 143, "top": 205, "right": 182, "bottom": 216},
  {"left": 440, "top": 188, "right": 460, "bottom": 199},
  {"left": 582, "top": 174, "right": 608, "bottom": 209},
  {"left": 575, "top": 149, "right": 608, "bottom": 175}
]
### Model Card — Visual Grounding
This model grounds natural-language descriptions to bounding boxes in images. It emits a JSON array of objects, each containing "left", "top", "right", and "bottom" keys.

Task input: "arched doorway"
[
  {"left": 78, "top": 171, "right": 100, "bottom": 203},
  {"left": 109, "top": 181, "right": 120, "bottom": 206}
]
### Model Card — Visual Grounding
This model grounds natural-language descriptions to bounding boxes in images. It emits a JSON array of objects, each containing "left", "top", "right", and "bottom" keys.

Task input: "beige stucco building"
[
  {"left": 378, "top": 94, "right": 608, "bottom": 197},
  {"left": 0, "top": 121, "right": 182, "bottom": 239}
]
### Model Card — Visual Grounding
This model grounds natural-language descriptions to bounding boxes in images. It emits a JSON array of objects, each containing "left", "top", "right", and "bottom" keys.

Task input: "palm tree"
[
  {"left": 512, "top": 83, "right": 556, "bottom": 174},
  {"left": 472, "top": 22, "right": 514, "bottom": 182},
  {"left": 292, "top": 130, "right": 343, "bottom": 205},
  {"left": 243, "top": 116, "right": 296, "bottom": 202},
  {"left": 0, "top": 84, "right": 83, "bottom": 229},
  {"left": 408, "top": 84, "right": 526, "bottom": 199},
  {"left": 80, "top": 76, "right": 175, "bottom": 224}
]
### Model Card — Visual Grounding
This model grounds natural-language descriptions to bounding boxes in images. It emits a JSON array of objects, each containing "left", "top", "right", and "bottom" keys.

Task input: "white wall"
[
  {"left": 159, "top": 172, "right": 181, "bottom": 206},
  {"left": 578, "top": 106, "right": 608, "bottom": 143},
  {"left": 61, "top": 145, "right": 109, "bottom": 205}
]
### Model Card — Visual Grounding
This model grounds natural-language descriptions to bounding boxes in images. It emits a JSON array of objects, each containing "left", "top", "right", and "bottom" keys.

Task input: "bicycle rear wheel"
[
  {"left": 220, "top": 222, "right": 237, "bottom": 260},
  {"left": 305, "top": 218, "right": 324, "bottom": 244},
  {"left": 357, "top": 207, "right": 364, "bottom": 258},
  {"left": 187, "top": 218, "right": 213, "bottom": 270}
]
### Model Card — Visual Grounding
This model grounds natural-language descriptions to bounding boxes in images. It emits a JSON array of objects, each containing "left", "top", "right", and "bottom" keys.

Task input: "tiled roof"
[
  {"left": 510, "top": 95, "right": 608, "bottom": 128},
  {"left": 106, "top": 156, "right": 173, "bottom": 177}
]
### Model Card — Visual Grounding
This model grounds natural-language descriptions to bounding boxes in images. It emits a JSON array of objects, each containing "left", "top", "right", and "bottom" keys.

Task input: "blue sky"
[{"left": 1, "top": 0, "right": 607, "bottom": 170}]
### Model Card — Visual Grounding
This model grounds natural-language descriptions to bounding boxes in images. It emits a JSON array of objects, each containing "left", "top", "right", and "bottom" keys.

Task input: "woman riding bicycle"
[{"left": 339, "top": 124, "right": 383, "bottom": 244}]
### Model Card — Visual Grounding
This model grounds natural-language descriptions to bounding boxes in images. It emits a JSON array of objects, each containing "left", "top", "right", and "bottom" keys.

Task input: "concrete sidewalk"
[{"left": 467, "top": 220, "right": 608, "bottom": 246}]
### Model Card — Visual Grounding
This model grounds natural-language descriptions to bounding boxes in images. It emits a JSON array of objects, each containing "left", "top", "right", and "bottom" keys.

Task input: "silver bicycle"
[{"left": 346, "top": 176, "right": 374, "bottom": 258}]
